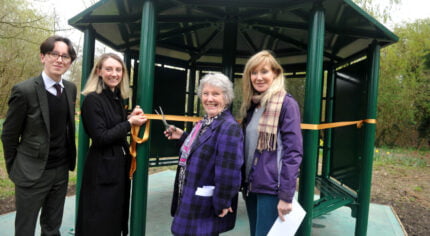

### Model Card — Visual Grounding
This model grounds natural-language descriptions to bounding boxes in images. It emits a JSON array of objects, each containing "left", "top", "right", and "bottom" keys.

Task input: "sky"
[
  {"left": 380, "top": 0, "right": 430, "bottom": 27},
  {"left": 33, "top": 0, "right": 94, "bottom": 48}
]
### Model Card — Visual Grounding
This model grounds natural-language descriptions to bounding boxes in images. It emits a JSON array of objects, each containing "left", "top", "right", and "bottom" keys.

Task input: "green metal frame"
[
  {"left": 221, "top": 12, "right": 238, "bottom": 80},
  {"left": 355, "top": 41, "right": 380, "bottom": 235},
  {"left": 70, "top": 1, "right": 397, "bottom": 235},
  {"left": 298, "top": 4, "right": 325, "bottom": 235},
  {"left": 75, "top": 28, "right": 95, "bottom": 220},
  {"left": 322, "top": 65, "right": 336, "bottom": 178},
  {"left": 130, "top": 1, "right": 157, "bottom": 235},
  {"left": 186, "top": 65, "right": 197, "bottom": 131}
]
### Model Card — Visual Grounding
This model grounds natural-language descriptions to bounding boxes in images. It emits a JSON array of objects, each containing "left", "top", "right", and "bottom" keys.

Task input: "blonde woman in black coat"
[{"left": 75, "top": 53, "right": 146, "bottom": 235}]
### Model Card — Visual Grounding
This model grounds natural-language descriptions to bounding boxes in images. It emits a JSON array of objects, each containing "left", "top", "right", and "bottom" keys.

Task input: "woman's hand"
[
  {"left": 128, "top": 114, "right": 147, "bottom": 127},
  {"left": 218, "top": 207, "right": 233, "bottom": 218},
  {"left": 128, "top": 105, "right": 143, "bottom": 118},
  {"left": 128, "top": 105, "right": 147, "bottom": 126},
  {"left": 277, "top": 199, "right": 292, "bottom": 221},
  {"left": 164, "top": 125, "right": 183, "bottom": 140}
]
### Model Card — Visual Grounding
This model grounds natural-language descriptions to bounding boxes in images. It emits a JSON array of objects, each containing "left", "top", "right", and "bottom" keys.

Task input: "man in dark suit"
[{"left": 1, "top": 35, "right": 77, "bottom": 236}]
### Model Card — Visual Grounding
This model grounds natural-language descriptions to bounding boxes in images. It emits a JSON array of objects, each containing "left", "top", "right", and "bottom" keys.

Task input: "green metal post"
[
  {"left": 124, "top": 49, "right": 132, "bottom": 80},
  {"left": 322, "top": 66, "right": 335, "bottom": 178},
  {"left": 355, "top": 41, "right": 380, "bottom": 236},
  {"left": 130, "top": 1, "right": 156, "bottom": 235},
  {"left": 186, "top": 65, "right": 196, "bottom": 131},
  {"left": 123, "top": 50, "right": 132, "bottom": 109},
  {"left": 297, "top": 4, "right": 325, "bottom": 236},
  {"left": 75, "top": 28, "right": 95, "bottom": 221},
  {"left": 132, "top": 59, "right": 139, "bottom": 106},
  {"left": 221, "top": 9, "right": 238, "bottom": 81}
]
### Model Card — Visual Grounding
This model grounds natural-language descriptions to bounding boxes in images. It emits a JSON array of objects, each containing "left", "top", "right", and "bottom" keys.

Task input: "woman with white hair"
[{"left": 164, "top": 72, "right": 244, "bottom": 236}]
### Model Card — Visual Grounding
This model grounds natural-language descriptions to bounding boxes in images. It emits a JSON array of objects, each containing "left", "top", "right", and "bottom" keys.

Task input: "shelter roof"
[{"left": 69, "top": 0, "right": 398, "bottom": 69}]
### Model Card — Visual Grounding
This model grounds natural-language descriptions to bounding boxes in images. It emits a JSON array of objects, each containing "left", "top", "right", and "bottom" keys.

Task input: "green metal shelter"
[{"left": 69, "top": 0, "right": 398, "bottom": 235}]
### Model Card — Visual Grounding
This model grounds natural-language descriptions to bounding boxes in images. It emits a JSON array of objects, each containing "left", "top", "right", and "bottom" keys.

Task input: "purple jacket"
[
  {"left": 243, "top": 94, "right": 303, "bottom": 203},
  {"left": 171, "top": 110, "right": 244, "bottom": 236}
]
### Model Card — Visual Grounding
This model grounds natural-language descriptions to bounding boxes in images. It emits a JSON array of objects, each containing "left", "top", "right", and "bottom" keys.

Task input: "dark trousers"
[
  {"left": 245, "top": 193, "right": 279, "bottom": 236},
  {"left": 14, "top": 164, "right": 69, "bottom": 236}
]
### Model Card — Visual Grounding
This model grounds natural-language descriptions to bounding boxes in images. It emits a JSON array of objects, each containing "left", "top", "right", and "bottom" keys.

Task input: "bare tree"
[{"left": 0, "top": 0, "right": 54, "bottom": 116}]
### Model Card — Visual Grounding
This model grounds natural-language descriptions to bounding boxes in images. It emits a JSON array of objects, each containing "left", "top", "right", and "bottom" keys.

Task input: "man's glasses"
[{"left": 47, "top": 52, "right": 71, "bottom": 62}]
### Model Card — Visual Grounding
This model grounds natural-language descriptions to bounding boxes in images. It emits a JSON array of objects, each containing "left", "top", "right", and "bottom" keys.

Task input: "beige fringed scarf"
[{"left": 252, "top": 90, "right": 286, "bottom": 151}]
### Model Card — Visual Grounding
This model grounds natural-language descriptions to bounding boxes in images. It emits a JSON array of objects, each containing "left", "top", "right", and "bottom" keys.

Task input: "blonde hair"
[
  {"left": 81, "top": 53, "right": 130, "bottom": 99},
  {"left": 240, "top": 50, "right": 286, "bottom": 118}
]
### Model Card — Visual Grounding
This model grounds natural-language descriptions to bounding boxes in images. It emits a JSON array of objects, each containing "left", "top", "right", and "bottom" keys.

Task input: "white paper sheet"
[
  {"left": 195, "top": 185, "right": 215, "bottom": 197},
  {"left": 267, "top": 198, "right": 306, "bottom": 236}
]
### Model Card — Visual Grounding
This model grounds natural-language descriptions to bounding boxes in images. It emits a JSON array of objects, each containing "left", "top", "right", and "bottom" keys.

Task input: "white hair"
[{"left": 197, "top": 72, "right": 234, "bottom": 106}]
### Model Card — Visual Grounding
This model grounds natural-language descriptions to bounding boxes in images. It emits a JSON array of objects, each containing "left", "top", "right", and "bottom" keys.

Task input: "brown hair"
[{"left": 40, "top": 35, "right": 77, "bottom": 62}]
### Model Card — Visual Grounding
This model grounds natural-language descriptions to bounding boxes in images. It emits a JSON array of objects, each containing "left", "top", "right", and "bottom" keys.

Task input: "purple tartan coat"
[{"left": 171, "top": 110, "right": 244, "bottom": 236}]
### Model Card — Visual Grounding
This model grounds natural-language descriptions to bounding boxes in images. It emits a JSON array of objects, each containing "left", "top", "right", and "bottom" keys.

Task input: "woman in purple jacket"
[
  {"left": 164, "top": 72, "right": 244, "bottom": 236},
  {"left": 240, "top": 50, "right": 303, "bottom": 236}
]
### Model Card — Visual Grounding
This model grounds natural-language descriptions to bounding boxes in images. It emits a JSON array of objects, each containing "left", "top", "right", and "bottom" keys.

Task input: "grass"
[
  {"left": 413, "top": 185, "right": 423, "bottom": 192},
  {"left": 0, "top": 147, "right": 14, "bottom": 199},
  {"left": 0, "top": 118, "right": 14, "bottom": 198},
  {"left": 373, "top": 147, "right": 429, "bottom": 167}
]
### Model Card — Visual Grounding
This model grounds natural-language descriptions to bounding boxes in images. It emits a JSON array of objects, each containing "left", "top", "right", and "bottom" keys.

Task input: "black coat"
[{"left": 75, "top": 89, "right": 132, "bottom": 236}]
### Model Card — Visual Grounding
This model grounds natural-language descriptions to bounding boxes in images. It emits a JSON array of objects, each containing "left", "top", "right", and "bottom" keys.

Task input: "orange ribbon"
[
  {"left": 128, "top": 114, "right": 201, "bottom": 179},
  {"left": 300, "top": 119, "right": 376, "bottom": 130},
  {"left": 129, "top": 122, "right": 150, "bottom": 179},
  {"left": 128, "top": 114, "right": 376, "bottom": 178}
]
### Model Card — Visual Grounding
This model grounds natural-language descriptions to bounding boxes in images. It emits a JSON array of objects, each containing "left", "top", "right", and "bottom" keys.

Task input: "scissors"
[{"left": 154, "top": 106, "right": 173, "bottom": 134}]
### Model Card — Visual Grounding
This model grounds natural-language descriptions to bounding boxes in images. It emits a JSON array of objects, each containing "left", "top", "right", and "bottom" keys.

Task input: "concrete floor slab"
[{"left": 0, "top": 170, "right": 406, "bottom": 236}]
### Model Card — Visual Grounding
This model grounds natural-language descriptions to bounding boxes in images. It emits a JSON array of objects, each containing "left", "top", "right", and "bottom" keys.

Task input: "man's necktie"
[{"left": 53, "top": 83, "right": 62, "bottom": 97}]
